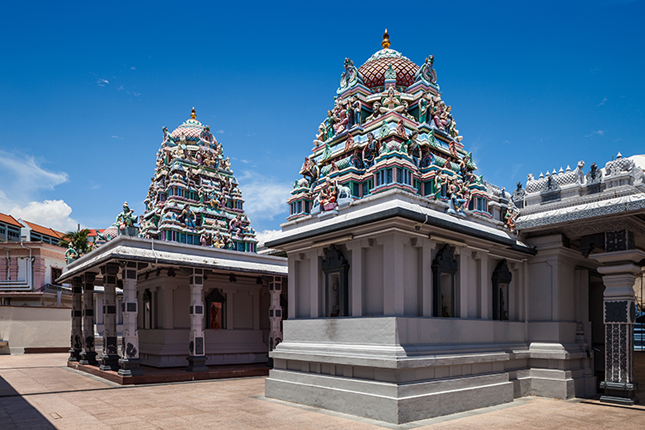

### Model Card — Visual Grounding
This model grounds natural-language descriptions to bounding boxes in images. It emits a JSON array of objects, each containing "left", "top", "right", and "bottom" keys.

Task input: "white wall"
[{"left": 0, "top": 306, "right": 70, "bottom": 354}]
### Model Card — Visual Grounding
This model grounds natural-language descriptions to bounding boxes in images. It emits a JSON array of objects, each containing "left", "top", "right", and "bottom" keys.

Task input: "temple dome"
[
  {"left": 171, "top": 118, "right": 205, "bottom": 142},
  {"left": 169, "top": 107, "right": 209, "bottom": 142},
  {"left": 358, "top": 48, "right": 419, "bottom": 89}
]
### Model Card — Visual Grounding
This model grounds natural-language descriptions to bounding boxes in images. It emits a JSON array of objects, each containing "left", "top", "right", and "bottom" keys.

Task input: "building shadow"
[{"left": 0, "top": 375, "right": 55, "bottom": 429}]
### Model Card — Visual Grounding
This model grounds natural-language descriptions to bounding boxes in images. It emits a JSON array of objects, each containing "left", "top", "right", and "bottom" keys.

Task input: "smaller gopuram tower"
[{"left": 139, "top": 108, "right": 257, "bottom": 252}]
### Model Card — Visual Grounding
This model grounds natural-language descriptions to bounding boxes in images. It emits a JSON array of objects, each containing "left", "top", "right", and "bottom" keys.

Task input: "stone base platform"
[{"left": 68, "top": 360, "right": 269, "bottom": 385}]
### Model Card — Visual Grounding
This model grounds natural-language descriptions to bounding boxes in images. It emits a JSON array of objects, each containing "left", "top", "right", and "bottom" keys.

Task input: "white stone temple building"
[{"left": 264, "top": 33, "right": 645, "bottom": 423}]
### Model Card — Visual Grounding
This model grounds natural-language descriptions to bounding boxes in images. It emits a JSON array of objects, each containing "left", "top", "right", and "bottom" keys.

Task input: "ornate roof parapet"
[
  {"left": 604, "top": 152, "right": 645, "bottom": 190},
  {"left": 515, "top": 153, "right": 645, "bottom": 227},
  {"left": 283, "top": 33, "right": 515, "bottom": 234}
]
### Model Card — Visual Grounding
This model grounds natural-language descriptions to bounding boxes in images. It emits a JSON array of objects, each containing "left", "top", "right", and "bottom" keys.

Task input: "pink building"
[{"left": 0, "top": 213, "right": 70, "bottom": 307}]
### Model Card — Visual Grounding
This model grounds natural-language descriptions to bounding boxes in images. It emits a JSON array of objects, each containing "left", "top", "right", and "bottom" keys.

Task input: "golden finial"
[
  {"left": 381, "top": 29, "right": 390, "bottom": 49},
  {"left": 191, "top": 107, "right": 196, "bottom": 120}
]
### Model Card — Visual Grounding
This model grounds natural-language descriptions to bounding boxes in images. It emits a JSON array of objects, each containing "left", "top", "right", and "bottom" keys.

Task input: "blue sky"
[{"left": 0, "top": 1, "right": 643, "bottom": 239}]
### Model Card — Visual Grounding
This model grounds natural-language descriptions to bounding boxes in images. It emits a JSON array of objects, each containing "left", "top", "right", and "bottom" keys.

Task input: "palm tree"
[{"left": 58, "top": 229, "right": 91, "bottom": 255}]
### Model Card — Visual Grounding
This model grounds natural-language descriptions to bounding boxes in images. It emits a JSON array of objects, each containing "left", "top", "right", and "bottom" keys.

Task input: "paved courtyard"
[{"left": 1, "top": 353, "right": 644, "bottom": 429}]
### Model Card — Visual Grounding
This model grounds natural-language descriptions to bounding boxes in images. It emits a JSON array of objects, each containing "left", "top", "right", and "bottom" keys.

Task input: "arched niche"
[
  {"left": 432, "top": 245, "right": 458, "bottom": 318},
  {"left": 492, "top": 259, "right": 512, "bottom": 321},
  {"left": 322, "top": 245, "right": 350, "bottom": 317},
  {"left": 205, "top": 288, "right": 227, "bottom": 329},
  {"left": 143, "top": 289, "right": 153, "bottom": 329}
]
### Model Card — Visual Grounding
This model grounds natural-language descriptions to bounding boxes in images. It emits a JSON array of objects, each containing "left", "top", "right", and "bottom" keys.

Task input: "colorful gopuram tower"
[
  {"left": 139, "top": 108, "right": 258, "bottom": 252},
  {"left": 265, "top": 32, "right": 543, "bottom": 424},
  {"left": 287, "top": 29, "right": 510, "bottom": 226}
]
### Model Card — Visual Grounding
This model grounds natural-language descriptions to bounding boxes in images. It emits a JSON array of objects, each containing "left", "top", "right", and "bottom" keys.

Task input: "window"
[
  {"left": 396, "top": 168, "right": 411, "bottom": 185},
  {"left": 352, "top": 182, "right": 360, "bottom": 197},
  {"left": 376, "top": 168, "right": 393, "bottom": 187},
  {"left": 424, "top": 182, "right": 433, "bottom": 196},
  {"left": 51, "top": 267, "right": 62, "bottom": 284},
  {"left": 8, "top": 228, "right": 19, "bottom": 240},
  {"left": 432, "top": 245, "right": 458, "bottom": 318},
  {"left": 492, "top": 260, "right": 512, "bottom": 321},
  {"left": 362, "top": 180, "right": 373, "bottom": 196}
]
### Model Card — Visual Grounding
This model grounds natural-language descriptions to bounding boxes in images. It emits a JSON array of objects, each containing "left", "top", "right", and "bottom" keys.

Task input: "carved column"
[
  {"left": 68, "top": 276, "right": 83, "bottom": 362},
  {"left": 593, "top": 247, "right": 644, "bottom": 406},
  {"left": 79, "top": 272, "right": 98, "bottom": 365},
  {"left": 119, "top": 263, "right": 142, "bottom": 376},
  {"left": 187, "top": 268, "right": 207, "bottom": 372},
  {"left": 100, "top": 263, "right": 120, "bottom": 371},
  {"left": 268, "top": 276, "right": 284, "bottom": 365}
]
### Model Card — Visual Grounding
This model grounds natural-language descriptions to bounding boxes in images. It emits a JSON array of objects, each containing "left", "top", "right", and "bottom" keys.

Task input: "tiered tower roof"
[
  {"left": 139, "top": 108, "right": 257, "bottom": 252},
  {"left": 280, "top": 32, "right": 518, "bottom": 235}
]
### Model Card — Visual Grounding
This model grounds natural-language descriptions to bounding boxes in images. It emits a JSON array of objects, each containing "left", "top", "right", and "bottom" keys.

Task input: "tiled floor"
[{"left": 1, "top": 353, "right": 644, "bottom": 429}]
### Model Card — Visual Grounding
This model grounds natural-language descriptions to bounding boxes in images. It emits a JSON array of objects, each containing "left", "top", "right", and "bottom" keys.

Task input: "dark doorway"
[{"left": 588, "top": 272, "right": 605, "bottom": 390}]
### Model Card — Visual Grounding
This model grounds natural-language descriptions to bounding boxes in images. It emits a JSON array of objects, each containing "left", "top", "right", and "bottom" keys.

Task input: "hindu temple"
[
  {"left": 264, "top": 31, "right": 645, "bottom": 423},
  {"left": 57, "top": 110, "right": 286, "bottom": 378}
]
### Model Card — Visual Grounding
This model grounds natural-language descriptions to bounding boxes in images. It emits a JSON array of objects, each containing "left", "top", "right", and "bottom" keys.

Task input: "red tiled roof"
[
  {"left": 0, "top": 212, "right": 22, "bottom": 228},
  {"left": 86, "top": 229, "right": 106, "bottom": 237},
  {"left": 23, "top": 221, "right": 64, "bottom": 239}
]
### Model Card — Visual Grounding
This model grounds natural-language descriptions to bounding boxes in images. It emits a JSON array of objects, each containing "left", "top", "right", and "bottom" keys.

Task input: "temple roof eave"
[
  {"left": 57, "top": 236, "right": 286, "bottom": 284},
  {"left": 268, "top": 192, "right": 534, "bottom": 255}
]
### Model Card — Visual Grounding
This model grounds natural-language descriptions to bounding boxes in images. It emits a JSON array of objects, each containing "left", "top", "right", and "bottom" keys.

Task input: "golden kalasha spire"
[
  {"left": 191, "top": 107, "right": 196, "bottom": 120},
  {"left": 381, "top": 29, "right": 390, "bottom": 49}
]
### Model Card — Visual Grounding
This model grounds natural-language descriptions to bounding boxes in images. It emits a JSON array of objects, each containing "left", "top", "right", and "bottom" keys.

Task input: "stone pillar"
[
  {"left": 309, "top": 249, "right": 320, "bottom": 318},
  {"left": 269, "top": 276, "right": 284, "bottom": 361},
  {"left": 593, "top": 248, "right": 645, "bottom": 405},
  {"left": 347, "top": 240, "right": 366, "bottom": 317},
  {"left": 476, "top": 251, "right": 490, "bottom": 319},
  {"left": 68, "top": 276, "right": 83, "bottom": 362},
  {"left": 79, "top": 272, "right": 98, "bottom": 365},
  {"left": 119, "top": 263, "right": 142, "bottom": 376},
  {"left": 187, "top": 268, "right": 208, "bottom": 372},
  {"left": 456, "top": 248, "right": 468, "bottom": 318},
  {"left": 100, "top": 263, "right": 120, "bottom": 371}
]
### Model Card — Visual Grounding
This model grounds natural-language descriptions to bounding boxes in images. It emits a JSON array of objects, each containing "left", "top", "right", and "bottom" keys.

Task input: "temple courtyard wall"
[{"left": 0, "top": 306, "right": 70, "bottom": 354}]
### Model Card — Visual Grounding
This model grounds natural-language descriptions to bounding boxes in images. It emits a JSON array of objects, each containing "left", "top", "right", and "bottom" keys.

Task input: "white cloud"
[
  {"left": 585, "top": 130, "right": 605, "bottom": 137},
  {"left": 0, "top": 151, "right": 68, "bottom": 198},
  {"left": 9, "top": 200, "right": 78, "bottom": 232},
  {"left": 597, "top": 97, "right": 607, "bottom": 106},
  {"left": 97, "top": 78, "right": 109, "bottom": 86},
  {"left": 237, "top": 171, "right": 291, "bottom": 225},
  {"left": 255, "top": 229, "right": 282, "bottom": 248},
  {"left": 0, "top": 151, "right": 78, "bottom": 232},
  {"left": 215, "top": 129, "right": 225, "bottom": 134}
]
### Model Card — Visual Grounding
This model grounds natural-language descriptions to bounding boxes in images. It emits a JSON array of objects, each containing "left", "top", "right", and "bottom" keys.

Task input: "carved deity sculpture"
[
  {"left": 351, "top": 97, "right": 362, "bottom": 126},
  {"left": 65, "top": 242, "right": 79, "bottom": 264},
  {"left": 418, "top": 95, "right": 429, "bottom": 124},
  {"left": 325, "top": 110, "right": 335, "bottom": 140},
  {"left": 179, "top": 204, "right": 196, "bottom": 229},
  {"left": 504, "top": 207, "right": 518, "bottom": 231},
  {"left": 379, "top": 87, "right": 405, "bottom": 114},
  {"left": 116, "top": 202, "right": 137, "bottom": 231}
]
